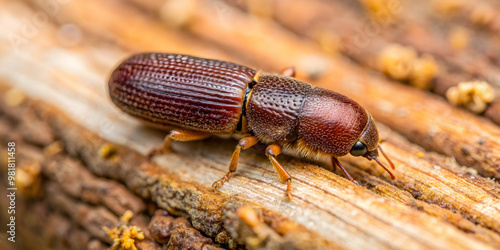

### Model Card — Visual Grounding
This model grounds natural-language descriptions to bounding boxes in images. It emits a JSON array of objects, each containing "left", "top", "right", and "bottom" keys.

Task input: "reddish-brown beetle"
[{"left": 108, "top": 53, "right": 395, "bottom": 200}]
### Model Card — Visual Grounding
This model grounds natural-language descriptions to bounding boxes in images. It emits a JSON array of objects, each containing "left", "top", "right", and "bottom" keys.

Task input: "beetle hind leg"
[
  {"left": 266, "top": 144, "right": 293, "bottom": 200},
  {"left": 212, "top": 136, "right": 259, "bottom": 191},
  {"left": 147, "top": 129, "right": 210, "bottom": 159}
]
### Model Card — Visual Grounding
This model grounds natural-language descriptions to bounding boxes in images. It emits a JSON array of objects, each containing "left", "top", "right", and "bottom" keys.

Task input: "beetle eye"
[{"left": 350, "top": 141, "right": 368, "bottom": 156}]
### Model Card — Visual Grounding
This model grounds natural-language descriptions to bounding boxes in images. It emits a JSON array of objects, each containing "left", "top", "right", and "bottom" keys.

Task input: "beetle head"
[
  {"left": 349, "top": 115, "right": 395, "bottom": 179},
  {"left": 350, "top": 114, "right": 379, "bottom": 155}
]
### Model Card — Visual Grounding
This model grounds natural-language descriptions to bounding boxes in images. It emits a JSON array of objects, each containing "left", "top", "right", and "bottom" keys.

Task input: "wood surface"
[{"left": 0, "top": 0, "right": 499, "bottom": 249}]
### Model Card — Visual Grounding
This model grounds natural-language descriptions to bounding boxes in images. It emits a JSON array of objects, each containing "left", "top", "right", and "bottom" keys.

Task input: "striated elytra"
[{"left": 108, "top": 53, "right": 395, "bottom": 200}]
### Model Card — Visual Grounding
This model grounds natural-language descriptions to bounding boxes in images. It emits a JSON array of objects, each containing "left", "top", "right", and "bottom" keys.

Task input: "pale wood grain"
[{"left": 1, "top": 0, "right": 499, "bottom": 249}]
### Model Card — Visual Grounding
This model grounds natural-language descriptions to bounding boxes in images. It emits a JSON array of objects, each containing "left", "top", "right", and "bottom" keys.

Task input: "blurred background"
[
  {"left": 2, "top": 0, "right": 500, "bottom": 123},
  {"left": 1, "top": 0, "right": 500, "bottom": 249}
]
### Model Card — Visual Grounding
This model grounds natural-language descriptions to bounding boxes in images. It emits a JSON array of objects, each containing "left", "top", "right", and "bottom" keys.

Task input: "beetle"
[{"left": 108, "top": 53, "right": 395, "bottom": 200}]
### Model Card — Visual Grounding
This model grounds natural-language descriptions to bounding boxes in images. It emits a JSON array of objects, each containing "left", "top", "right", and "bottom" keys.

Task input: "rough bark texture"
[{"left": 0, "top": 0, "right": 499, "bottom": 249}]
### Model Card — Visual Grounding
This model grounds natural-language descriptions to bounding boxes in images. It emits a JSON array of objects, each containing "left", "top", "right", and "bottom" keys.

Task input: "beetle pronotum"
[{"left": 108, "top": 53, "right": 395, "bottom": 200}]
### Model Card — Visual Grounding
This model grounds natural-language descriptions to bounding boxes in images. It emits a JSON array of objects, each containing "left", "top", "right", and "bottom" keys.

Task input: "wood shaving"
[
  {"left": 446, "top": 81, "right": 495, "bottom": 113},
  {"left": 379, "top": 44, "right": 438, "bottom": 89}
]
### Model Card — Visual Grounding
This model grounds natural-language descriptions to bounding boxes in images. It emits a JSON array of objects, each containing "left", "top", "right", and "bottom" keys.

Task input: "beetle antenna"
[
  {"left": 378, "top": 145, "right": 395, "bottom": 170},
  {"left": 373, "top": 157, "right": 396, "bottom": 180}
]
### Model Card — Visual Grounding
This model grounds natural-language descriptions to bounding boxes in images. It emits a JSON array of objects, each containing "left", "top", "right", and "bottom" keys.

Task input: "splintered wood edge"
[{"left": 0, "top": 1, "right": 499, "bottom": 249}]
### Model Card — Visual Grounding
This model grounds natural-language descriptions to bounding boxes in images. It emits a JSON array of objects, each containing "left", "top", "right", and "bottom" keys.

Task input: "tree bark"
[{"left": 0, "top": 0, "right": 499, "bottom": 249}]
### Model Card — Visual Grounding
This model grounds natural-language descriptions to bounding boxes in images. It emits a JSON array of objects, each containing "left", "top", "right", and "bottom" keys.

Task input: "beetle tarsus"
[
  {"left": 146, "top": 148, "right": 167, "bottom": 160},
  {"left": 146, "top": 136, "right": 173, "bottom": 160},
  {"left": 286, "top": 178, "right": 293, "bottom": 200},
  {"left": 212, "top": 171, "right": 233, "bottom": 191}
]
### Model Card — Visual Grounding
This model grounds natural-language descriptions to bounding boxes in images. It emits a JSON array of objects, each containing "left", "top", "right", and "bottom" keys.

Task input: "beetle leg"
[
  {"left": 280, "top": 66, "right": 296, "bottom": 77},
  {"left": 147, "top": 130, "right": 210, "bottom": 159},
  {"left": 212, "top": 136, "right": 259, "bottom": 191},
  {"left": 331, "top": 157, "right": 360, "bottom": 185},
  {"left": 265, "top": 144, "right": 293, "bottom": 200}
]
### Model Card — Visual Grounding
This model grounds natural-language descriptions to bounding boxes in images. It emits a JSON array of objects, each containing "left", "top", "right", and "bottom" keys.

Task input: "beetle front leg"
[
  {"left": 147, "top": 130, "right": 211, "bottom": 159},
  {"left": 265, "top": 144, "right": 293, "bottom": 200},
  {"left": 212, "top": 136, "right": 259, "bottom": 191},
  {"left": 332, "top": 157, "right": 360, "bottom": 185}
]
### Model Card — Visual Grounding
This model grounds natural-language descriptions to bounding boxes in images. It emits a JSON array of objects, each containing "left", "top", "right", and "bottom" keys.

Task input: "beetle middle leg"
[
  {"left": 332, "top": 157, "right": 360, "bottom": 185},
  {"left": 147, "top": 129, "right": 210, "bottom": 159},
  {"left": 212, "top": 136, "right": 259, "bottom": 191},
  {"left": 265, "top": 144, "right": 293, "bottom": 200}
]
